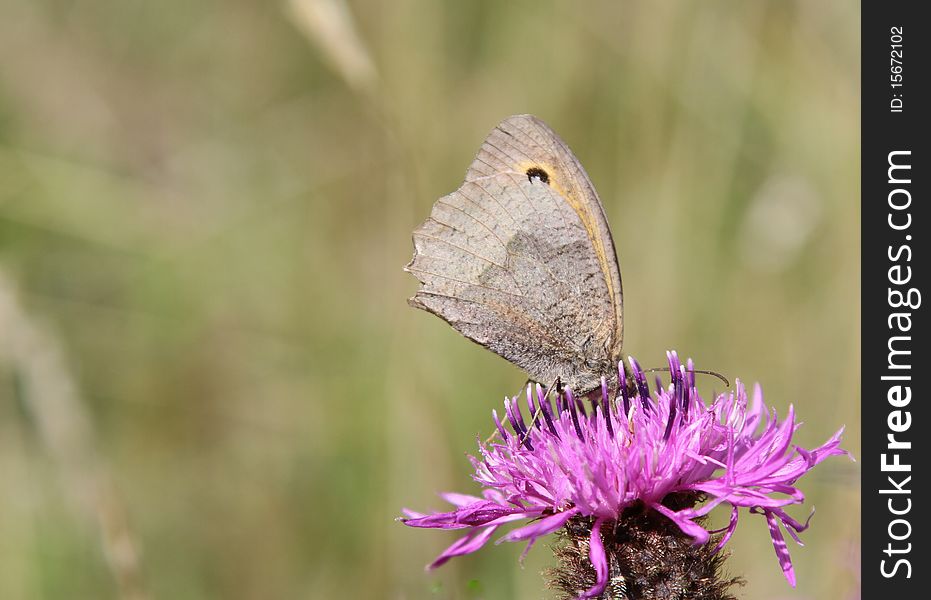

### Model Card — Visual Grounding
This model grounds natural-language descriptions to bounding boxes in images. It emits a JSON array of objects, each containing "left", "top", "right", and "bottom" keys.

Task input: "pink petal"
[
  {"left": 764, "top": 509, "right": 797, "bottom": 587},
  {"left": 651, "top": 502, "right": 711, "bottom": 544},
  {"left": 580, "top": 517, "right": 608, "bottom": 598},
  {"left": 498, "top": 508, "right": 579, "bottom": 543},
  {"left": 440, "top": 492, "right": 484, "bottom": 507},
  {"left": 427, "top": 526, "right": 498, "bottom": 570},
  {"left": 403, "top": 500, "right": 528, "bottom": 530},
  {"left": 713, "top": 506, "right": 740, "bottom": 552}
]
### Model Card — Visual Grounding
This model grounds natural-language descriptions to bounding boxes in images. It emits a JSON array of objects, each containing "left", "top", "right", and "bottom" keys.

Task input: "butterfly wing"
[{"left": 405, "top": 114, "right": 623, "bottom": 392}]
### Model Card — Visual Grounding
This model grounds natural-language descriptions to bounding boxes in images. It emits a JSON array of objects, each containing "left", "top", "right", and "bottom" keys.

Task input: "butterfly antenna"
[{"left": 642, "top": 366, "right": 730, "bottom": 388}]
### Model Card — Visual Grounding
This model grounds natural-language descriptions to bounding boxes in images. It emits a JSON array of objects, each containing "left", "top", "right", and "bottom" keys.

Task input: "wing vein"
[{"left": 407, "top": 267, "right": 524, "bottom": 298}]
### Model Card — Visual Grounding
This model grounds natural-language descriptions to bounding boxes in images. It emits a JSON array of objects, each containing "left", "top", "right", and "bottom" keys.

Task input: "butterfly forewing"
[{"left": 405, "top": 115, "right": 624, "bottom": 393}]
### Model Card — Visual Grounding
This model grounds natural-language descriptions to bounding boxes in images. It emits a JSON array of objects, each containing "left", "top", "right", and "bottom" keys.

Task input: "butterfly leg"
[
  {"left": 516, "top": 377, "right": 561, "bottom": 447},
  {"left": 484, "top": 377, "right": 561, "bottom": 446}
]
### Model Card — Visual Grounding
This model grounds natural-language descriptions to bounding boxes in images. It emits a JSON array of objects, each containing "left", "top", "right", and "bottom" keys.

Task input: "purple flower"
[{"left": 402, "top": 352, "right": 849, "bottom": 598}]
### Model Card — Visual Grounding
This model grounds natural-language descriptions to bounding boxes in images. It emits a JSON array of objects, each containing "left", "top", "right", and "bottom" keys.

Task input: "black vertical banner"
[{"left": 862, "top": 3, "right": 929, "bottom": 598}]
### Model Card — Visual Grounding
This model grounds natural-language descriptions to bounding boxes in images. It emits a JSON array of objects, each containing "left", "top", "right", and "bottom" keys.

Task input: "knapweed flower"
[{"left": 402, "top": 352, "right": 849, "bottom": 599}]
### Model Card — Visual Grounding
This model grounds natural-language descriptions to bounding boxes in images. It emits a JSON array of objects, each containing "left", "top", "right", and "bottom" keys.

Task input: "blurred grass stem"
[{"left": 0, "top": 271, "right": 147, "bottom": 600}]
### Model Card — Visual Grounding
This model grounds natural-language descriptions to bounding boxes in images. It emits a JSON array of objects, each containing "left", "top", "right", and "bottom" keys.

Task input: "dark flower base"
[{"left": 547, "top": 494, "right": 742, "bottom": 600}]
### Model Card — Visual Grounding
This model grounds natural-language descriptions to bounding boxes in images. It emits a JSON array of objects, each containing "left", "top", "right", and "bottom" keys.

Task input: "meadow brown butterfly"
[{"left": 405, "top": 114, "right": 623, "bottom": 394}]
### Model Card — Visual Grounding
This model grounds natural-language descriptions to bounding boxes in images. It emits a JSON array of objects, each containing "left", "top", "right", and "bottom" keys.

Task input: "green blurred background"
[{"left": 0, "top": 1, "right": 859, "bottom": 598}]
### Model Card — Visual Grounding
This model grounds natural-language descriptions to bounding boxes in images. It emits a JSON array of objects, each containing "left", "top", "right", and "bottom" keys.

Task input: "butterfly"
[{"left": 404, "top": 114, "right": 624, "bottom": 395}]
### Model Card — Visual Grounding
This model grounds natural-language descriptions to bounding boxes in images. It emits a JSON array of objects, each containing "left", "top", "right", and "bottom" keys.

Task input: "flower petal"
[
  {"left": 498, "top": 508, "right": 579, "bottom": 543},
  {"left": 713, "top": 506, "right": 740, "bottom": 552},
  {"left": 440, "top": 492, "right": 484, "bottom": 507},
  {"left": 427, "top": 526, "right": 498, "bottom": 570},
  {"left": 403, "top": 499, "right": 527, "bottom": 529},
  {"left": 651, "top": 502, "right": 711, "bottom": 544},
  {"left": 580, "top": 517, "right": 609, "bottom": 599},
  {"left": 764, "top": 509, "right": 797, "bottom": 587}
]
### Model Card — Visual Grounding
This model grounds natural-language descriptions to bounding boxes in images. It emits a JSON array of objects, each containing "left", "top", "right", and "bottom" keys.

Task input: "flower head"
[{"left": 402, "top": 352, "right": 849, "bottom": 598}]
